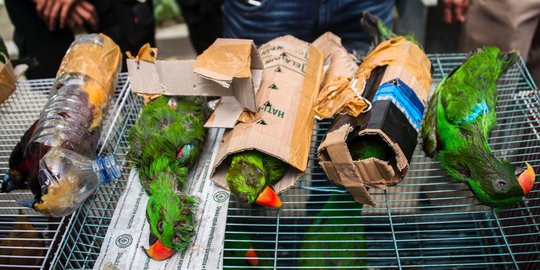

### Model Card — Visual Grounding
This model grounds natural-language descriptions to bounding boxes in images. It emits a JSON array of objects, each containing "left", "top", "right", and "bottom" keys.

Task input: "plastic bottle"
[
  {"left": 16, "top": 33, "right": 122, "bottom": 216},
  {"left": 29, "top": 148, "right": 121, "bottom": 217}
]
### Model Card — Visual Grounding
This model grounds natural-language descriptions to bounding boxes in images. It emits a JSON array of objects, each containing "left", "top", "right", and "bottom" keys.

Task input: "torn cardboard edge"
[
  {"left": 318, "top": 100, "right": 416, "bottom": 205},
  {"left": 210, "top": 35, "right": 324, "bottom": 196},
  {"left": 318, "top": 65, "right": 426, "bottom": 205},
  {"left": 0, "top": 53, "right": 16, "bottom": 105},
  {"left": 126, "top": 38, "right": 263, "bottom": 128}
]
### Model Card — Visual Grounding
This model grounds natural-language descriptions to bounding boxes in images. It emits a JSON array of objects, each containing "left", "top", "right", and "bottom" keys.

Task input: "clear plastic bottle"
[
  {"left": 15, "top": 33, "right": 122, "bottom": 216},
  {"left": 30, "top": 148, "right": 121, "bottom": 217}
]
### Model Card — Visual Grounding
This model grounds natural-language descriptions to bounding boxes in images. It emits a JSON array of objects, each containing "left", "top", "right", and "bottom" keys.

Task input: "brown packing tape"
[
  {"left": 57, "top": 34, "right": 121, "bottom": 94},
  {"left": 194, "top": 41, "right": 254, "bottom": 81},
  {"left": 380, "top": 62, "right": 430, "bottom": 104},
  {"left": 56, "top": 34, "right": 122, "bottom": 129},
  {"left": 0, "top": 55, "right": 16, "bottom": 104},
  {"left": 353, "top": 37, "right": 432, "bottom": 105}
]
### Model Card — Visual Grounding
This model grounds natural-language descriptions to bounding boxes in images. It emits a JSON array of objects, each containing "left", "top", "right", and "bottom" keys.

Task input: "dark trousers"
[
  {"left": 5, "top": 0, "right": 155, "bottom": 79},
  {"left": 223, "top": 0, "right": 394, "bottom": 57}
]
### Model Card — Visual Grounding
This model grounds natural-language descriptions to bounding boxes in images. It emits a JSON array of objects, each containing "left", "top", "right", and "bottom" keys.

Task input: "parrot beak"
[
  {"left": 255, "top": 186, "right": 282, "bottom": 208},
  {"left": 245, "top": 245, "right": 259, "bottom": 266},
  {"left": 517, "top": 162, "right": 535, "bottom": 195},
  {"left": 143, "top": 239, "right": 175, "bottom": 261}
]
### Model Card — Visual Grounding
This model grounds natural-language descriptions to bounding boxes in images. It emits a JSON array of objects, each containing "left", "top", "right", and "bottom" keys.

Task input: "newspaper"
[{"left": 94, "top": 128, "right": 229, "bottom": 270}]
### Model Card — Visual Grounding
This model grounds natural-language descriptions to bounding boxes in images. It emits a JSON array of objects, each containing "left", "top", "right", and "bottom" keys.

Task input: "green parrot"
[
  {"left": 421, "top": 47, "right": 536, "bottom": 208},
  {"left": 128, "top": 96, "right": 206, "bottom": 260},
  {"left": 225, "top": 150, "right": 287, "bottom": 208},
  {"left": 345, "top": 13, "right": 421, "bottom": 163},
  {"left": 297, "top": 193, "right": 366, "bottom": 268},
  {"left": 349, "top": 135, "right": 393, "bottom": 161}
]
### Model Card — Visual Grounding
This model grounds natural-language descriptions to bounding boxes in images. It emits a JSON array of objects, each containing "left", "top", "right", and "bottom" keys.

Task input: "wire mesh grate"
[
  {"left": 1, "top": 54, "right": 538, "bottom": 269},
  {"left": 0, "top": 74, "right": 137, "bottom": 269},
  {"left": 222, "top": 54, "right": 540, "bottom": 269}
]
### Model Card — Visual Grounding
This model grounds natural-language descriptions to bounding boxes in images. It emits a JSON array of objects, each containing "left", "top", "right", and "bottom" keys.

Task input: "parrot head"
[
  {"left": 144, "top": 175, "right": 196, "bottom": 260},
  {"left": 225, "top": 152, "right": 282, "bottom": 208},
  {"left": 466, "top": 159, "right": 535, "bottom": 207}
]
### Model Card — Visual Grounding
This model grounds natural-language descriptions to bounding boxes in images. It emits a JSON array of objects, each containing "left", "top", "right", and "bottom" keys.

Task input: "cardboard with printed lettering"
[
  {"left": 126, "top": 39, "right": 263, "bottom": 128},
  {"left": 210, "top": 35, "right": 324, "bottom": 195}
]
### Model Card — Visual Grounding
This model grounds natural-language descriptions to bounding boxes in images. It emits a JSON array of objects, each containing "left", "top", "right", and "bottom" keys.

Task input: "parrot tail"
[{"left": 500, "top": 50, "right": 518, "bottom": 72}]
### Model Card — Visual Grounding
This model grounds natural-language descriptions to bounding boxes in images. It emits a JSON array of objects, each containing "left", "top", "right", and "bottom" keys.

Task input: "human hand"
[
  {"left": 65, "top": 1, "right": 99, "bottom": 31},
  {"left": 35, "top": 0, "right": 78, "bottom": 31},
  {"left": 440, "top": 0, "right": 470, "bottom": 24}
]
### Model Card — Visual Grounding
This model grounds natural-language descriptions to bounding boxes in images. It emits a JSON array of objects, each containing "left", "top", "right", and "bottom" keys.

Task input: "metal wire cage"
[
  {"left": 0, "top": 54, "right": 538, "bottom": 270},
  {"left": 0, "top": 74, "right": 140, "bottom": 269},
  {"left": 222, "top": 54, "right": 540, "bottom": 269}
]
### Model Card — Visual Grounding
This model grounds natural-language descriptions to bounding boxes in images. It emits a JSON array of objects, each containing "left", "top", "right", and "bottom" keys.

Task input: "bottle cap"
[{"left": 96, "top": 154, "right": 122, "bottom": 182}]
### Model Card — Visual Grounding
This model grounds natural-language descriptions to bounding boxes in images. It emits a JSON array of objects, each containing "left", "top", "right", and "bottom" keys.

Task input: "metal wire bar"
[{"left": 222, "top": 53, "right": 540, "bottom": 269}]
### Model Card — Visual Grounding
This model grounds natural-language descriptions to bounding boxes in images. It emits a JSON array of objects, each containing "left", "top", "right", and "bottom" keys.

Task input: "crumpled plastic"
[{"left": 27, "top": 34, "right": 122, "bottom": 216}]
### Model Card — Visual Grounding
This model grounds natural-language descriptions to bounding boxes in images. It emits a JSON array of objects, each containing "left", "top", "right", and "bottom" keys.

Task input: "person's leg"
[
  {"left": 5, "top": 0, "right": 73, "bottom": 79},
  {"left": 525, "top": 15, "right": 540, "bottom": 86},
  {"left": 460, "top": 0, "right": 539, "bottom": 59},
  {"left": 322, "top": 0, "right": 394, "bottom": 57},
  {"left": 180, "top": 2, "right": 223, "bottom": 54},
  {"left": 222, "top": 0, "right": 318, "bottom": 46},
  {"left": 96, "top": 0, "right": 155, "bottom": 71}
]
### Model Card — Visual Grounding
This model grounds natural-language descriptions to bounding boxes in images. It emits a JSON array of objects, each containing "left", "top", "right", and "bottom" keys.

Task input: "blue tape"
[
  {"left": 96, "top": 155, "right": 111, "bottom": 182},
  {"left": 373, "top": 79, "right": 425, "bottom": 130}
]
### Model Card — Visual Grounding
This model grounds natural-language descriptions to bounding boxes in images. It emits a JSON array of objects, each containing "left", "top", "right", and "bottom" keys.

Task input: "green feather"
[
  {"left": 349, "top": 135, "right": 391, "bottom": 160},
  {"left": 361, "top": 12, "right": 420, "bottom": 48},
  {"left": 226, "top": 150, "right": 287, "bottom": 204},
  {"left": 421, "top": 47, "right": 525, "bottom": 208},
  {"left": 128, "top": 96, "right": 206, "bottom": 251},
  {"left": 297, "top": 193, "right": 366, "bottom": 267},
  {"left": 146, "top": 169, "right": 196, "bottom": 251}
]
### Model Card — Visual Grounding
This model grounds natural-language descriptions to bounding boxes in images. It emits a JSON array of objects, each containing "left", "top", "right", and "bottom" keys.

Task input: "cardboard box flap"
[
  {"left": 128, "top": 59, "right": 234, "bottom": 96},
  {"left": 194, "top": 38, "right": 262, "bottom": 112},
  {"left": 211, "top": 35, "right": 324, "bottom": 198},
  {"left": 322, "top": 125, "right": 376, "bottom": 206},
  {"left": 127, "top": 39, "right": 262, "bottom": 120},
  {"left": 204, "top": 97, "right": 244, "bottom": 128}
]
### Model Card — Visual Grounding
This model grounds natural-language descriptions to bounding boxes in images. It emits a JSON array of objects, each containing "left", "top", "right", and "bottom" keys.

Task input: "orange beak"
[
  {"left": 255, "top": 186, "right": 282, "bottom": 208},
  {"left": 143, "top": 239, "right": 175, "bottom": 261},
  {"left": 245, "top": 245, "right": 259, "bottom": 266},
  {"left": 518, "top": 162, "right": 535, "bottom": 195}
]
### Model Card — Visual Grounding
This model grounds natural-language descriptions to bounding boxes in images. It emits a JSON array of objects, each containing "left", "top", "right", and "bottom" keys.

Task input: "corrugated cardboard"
[
  {"left": 211, "top": 35, "right": 324, "bottom": 195},
  {"left": 318, "top": 37, "right": 432, "bottom": 205},
  {"left": 0, "top": 53, "right": 16, "bottom": 104},
  {"left": 126, "top": 39, "right": 262, "bottom": 128}
]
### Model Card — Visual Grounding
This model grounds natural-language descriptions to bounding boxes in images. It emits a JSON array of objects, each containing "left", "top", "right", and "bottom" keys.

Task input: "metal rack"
[
  {"left": 0, "top": 74, "right": 139, "bottom": 269},
  {"left": 222, "top": 54, "right": 540, "bottom": 269},
  {"left": 0, "top": 54, "right": 538, "bottom": 269}
]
